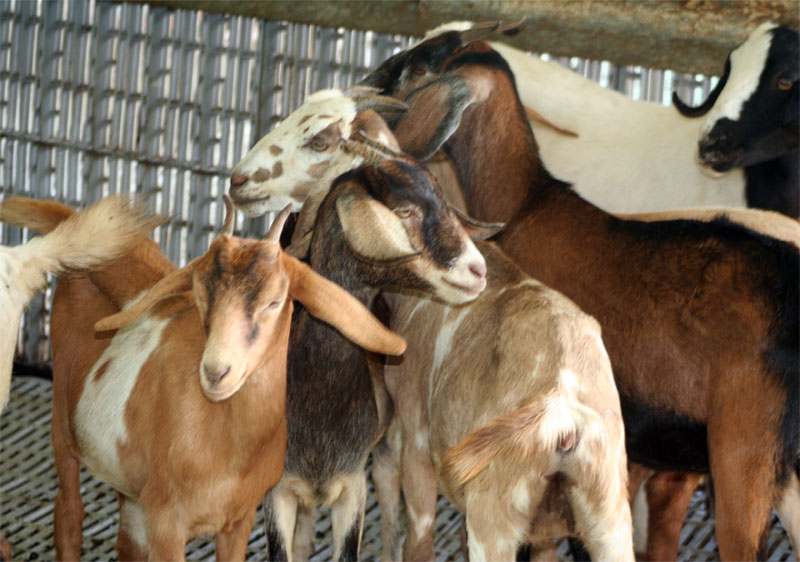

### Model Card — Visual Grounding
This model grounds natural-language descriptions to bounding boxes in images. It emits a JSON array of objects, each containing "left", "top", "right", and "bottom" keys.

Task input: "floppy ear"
[
  {"left": 335, "top": 187, "right": 420, "bottom": 263},
  {"left": 392, "top": 77, "right": 474, "bottom": 161},
  {"left": 282, "top": 252, "right": 406, "bottom": 356},
  {"left": 449, "top": 205, "right": 505, "bottom": 241},
  {"left": 94, "top": 261, "right": 197, "bottom": 331}
]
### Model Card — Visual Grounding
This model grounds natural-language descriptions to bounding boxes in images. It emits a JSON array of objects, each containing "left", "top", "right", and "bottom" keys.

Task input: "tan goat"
[{"left": 2, "top": 195, "right": 405, "bottom": 561}]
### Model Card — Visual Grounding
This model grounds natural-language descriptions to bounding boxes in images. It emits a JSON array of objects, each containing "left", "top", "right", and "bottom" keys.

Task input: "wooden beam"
[{"left": 127, "top": 0, "right": 798, "bottom": 75}]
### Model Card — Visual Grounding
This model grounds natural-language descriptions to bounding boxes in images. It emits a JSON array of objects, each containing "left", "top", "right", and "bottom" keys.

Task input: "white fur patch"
[
  {"left": 120, "top": 498, "right": 149, "bottom": 552},
  {"left": 431, "top": 308, "right": 468, "bottom": 376},
  {"left": 75, "top": 314, "right": 168, "bottom": 496},
  {"left": 701, "top": 23, "right": 776, "bottom": 136}
]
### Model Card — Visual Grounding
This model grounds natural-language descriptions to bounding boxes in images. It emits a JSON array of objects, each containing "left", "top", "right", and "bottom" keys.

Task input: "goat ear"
[
  {"left": 449, "top": 205, "right": 505, "bottom": 241},
  {"left": 392, "top": 77, "right": 473, "bottom": 161},
  {"left": 351, "top": 110, "right": 402, "bottom": 152},
  {"left": 94, "top": 262, "right": 196, "bottom": 332},
  {"left": 282, "top": 253, "right": 406, "bottom": 356},
  {"left": 335, "top": 188, "right": 421, "bottom": 263}
]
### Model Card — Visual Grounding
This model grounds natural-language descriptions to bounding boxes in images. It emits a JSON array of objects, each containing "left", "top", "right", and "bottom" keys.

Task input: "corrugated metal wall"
[{"left": 0, "top": 0, "right": 715, "bottom": 363}]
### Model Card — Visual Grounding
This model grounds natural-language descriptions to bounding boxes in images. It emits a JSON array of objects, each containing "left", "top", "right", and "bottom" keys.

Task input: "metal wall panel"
[{"left": 0, "top": 0, "right": 713, "bottom": 363}]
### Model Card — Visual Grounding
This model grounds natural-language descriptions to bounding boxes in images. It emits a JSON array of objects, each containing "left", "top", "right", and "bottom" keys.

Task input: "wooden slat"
[{"left": 124, "top": 0, "right": 799, "bottom": 75}]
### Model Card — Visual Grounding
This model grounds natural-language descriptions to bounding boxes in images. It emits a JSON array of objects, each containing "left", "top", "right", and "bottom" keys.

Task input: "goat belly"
[{"left": 621, "top": 395, "right": 708, "bottom": 472}]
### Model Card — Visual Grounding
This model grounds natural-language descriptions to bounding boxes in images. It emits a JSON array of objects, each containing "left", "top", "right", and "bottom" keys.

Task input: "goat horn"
[
  {"left": 340, "top": 137, "right": 392, "bottom": 165},
  {"left": 220, "top": 194, "right": 235, "bottom": 236},
  {"left": 342, "top": 85, "right": 382, "bottom": 97},
  {"left": 351, "top": 94, "right": 408, "bottom": 114},
  {"left": 672, "top": 57, "right": 730, "bottom": 118},
  {"left": 265, "top": 204, "right": 293, "bottom": 244}
]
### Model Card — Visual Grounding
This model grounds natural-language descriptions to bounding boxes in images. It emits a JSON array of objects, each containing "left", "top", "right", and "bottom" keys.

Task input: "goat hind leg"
[
  {"left": 215, "top": 505, "right": 257, "bottom": 561},
  {"left": 52, "top": 413, "right": 84, "bottom": 561},
  {"left": 645, "top": 471, "right": 702, "bottom": 561},
  {"left": 292, "top": 503, "right": 316, "bottom": 561},
  {"left": 775, "top": 471, "right": 800, "bottom": 555}
]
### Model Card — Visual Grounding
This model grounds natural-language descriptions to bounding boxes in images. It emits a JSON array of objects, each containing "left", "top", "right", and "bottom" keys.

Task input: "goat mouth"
[
  {"left": 202, "top": 371, "right": 249, "bottom": 402},
  {"left": 443, "top": 276, "right": 484, "bottom": 296},
  {"left": 230, "top": 193, "right": 271, "bottom": 206}
]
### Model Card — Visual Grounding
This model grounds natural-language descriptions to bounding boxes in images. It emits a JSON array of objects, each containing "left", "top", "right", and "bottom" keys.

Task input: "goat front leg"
[
  {"left": 215, "top": 505, "right": 257, "bottom": 561},
  {"left": 371, "top": 419, "right": 402, "bottom": 562},
  {"left": 400, "top": 430, "right": 438, "bottom": 561},
  {"left": 146, "top": 506, "right": 187, "bottom": 561},
  {"left": 330, "top": 471, "right": 368, "bottom": 562},
  {"left": 292, "top": 503, "right": 316, "bottom": 561},
  {"left": 264, "top": 483, "right": 299, "bottom": 562},
  {"left": 117, "top": 495, "right": 149, "bottom": 561}
]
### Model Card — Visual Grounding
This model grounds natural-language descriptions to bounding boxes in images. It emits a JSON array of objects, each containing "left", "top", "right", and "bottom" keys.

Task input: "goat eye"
[
  {"left": 310, "top": 138, "right": 328, "bottom": 152},
  {"left": 777, "top": 77, "right": 794, "bottom": 91},
  {"left": 413, "top": 66, "right": 426, "bottom": 76},
  {"left": 394, "top": 208, "right": 417, "bottom": 219},
  {"left": 262, "top": 300, "right": 282, "bottom": 312}
]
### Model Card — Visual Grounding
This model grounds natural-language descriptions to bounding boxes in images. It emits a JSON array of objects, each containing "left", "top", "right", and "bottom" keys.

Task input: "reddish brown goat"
[
  {"left": 2, "top": 197, "right": 405, "bottom": 560},
  {"left": 361, "top": 30, "right": 799, "bottom": 560}
]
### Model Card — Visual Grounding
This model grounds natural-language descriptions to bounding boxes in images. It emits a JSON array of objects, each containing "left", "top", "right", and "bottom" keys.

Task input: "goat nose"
[
  {"left": 229, "top": 174, "right": 249, "bottom": 193},
  {"left": 468, "top": 260, "right": 486, "bottom": 279},
  {"left": 203, "top": 362, "right": 231, "bottom": 385}
]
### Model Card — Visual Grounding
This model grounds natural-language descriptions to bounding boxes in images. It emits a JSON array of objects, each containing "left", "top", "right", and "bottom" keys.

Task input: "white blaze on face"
[
  {"left": 433, "top": 236, "right": 487, "bottom": 305},
  {"left": 230, "top": 89, "right": 360, "bottom": 216},
  {"left": 700, "top": 23, "right": 776, "bottom": 137},
  {"left": 75, "top": 314, "right": 168, "bottom": 497}
]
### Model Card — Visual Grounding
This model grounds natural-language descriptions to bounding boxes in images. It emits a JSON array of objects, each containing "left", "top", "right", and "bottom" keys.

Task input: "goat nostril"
[
  {"left": 204, "top": 363, "right": 231, "bottom": 385},
  {"left": 230, "top": 174, "right": 248, "bottom": 190},
  {"left": 469, "top": 261, "right": 486, "bottom": 279}
]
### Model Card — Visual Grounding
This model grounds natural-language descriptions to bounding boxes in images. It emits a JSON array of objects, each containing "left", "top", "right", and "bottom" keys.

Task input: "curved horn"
[
  {"left": 340, "top": 137, "right": 394, "bottom": 165},
  {"left": 352, "top": 94, "right": 408, "bottom": 114},
  {"left": 672, "top": 58, "right": 731, "bottom": 118},
  {"left": 220, "top": 194, "right": 235, "bottom": 236},
  {"left": 265, "top": 204, "right": 293, "bottom": 244}
]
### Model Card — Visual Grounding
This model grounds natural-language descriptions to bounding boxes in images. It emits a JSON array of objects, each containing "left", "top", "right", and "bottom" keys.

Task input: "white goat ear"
[{"left": 336, "top": 190, "right": 420, "bottom": 263}]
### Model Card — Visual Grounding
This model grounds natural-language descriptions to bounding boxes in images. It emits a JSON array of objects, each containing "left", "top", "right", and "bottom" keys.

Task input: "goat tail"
[
  {"left": 441, "top": 393, "right": 586, "bottom": 488},
  {"left": 1, "top": 195, "right": 162, "bottom": 280}
]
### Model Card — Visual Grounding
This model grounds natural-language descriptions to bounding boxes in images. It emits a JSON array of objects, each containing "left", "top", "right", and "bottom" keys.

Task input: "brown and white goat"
[
  {"left": 261, "top": 151, "right": 496, "bottom": 562},
  {"left": 0, "top": 195, "right": 159, "bottom": 562},
  {"left": 230, "top": 90, "right": 633, "bottom": 561},
  {"left": 2, "top": 196, "right": 405, "bottom": 561},
  {"left": 361, "top": 29, "right": 799, "bottom": 560}
]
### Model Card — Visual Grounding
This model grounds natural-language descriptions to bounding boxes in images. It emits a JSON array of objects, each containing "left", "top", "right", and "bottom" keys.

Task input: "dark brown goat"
[
  {"left": 361, "top": 29, "right": 800, "bottom": 560},
  {"left": 264, "top": 154, "right": 496, "bottom": 562}
]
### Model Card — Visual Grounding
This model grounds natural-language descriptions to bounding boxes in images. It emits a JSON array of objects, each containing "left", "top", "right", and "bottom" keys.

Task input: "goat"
[
  {"left": 1, "top": 195, "right": 405, "bottom": 560},
  {"left": 259, "top": 144, "right": 498, "bottom": 562},
  {"left": 361, "top": 28, "right": 799, "bottom": 560},
  {"left": 230, "top": 92, "right": 633, "bottom": 560},
  {"left": 421, "top": 21, "right": 798, "bottom": 217},
  {"left": 0, "top": 195, "right": 158, "bottom": 562}
]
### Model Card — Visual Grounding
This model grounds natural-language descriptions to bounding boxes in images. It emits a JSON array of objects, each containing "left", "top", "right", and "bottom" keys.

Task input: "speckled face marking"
[{"left": 229, "top": 89, "right": 363, "bottom": 217}]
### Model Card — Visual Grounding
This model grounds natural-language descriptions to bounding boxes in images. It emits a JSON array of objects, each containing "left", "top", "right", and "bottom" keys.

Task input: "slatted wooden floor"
[{"left": 0, "top": 376, "right": 794, "bottom": 561}]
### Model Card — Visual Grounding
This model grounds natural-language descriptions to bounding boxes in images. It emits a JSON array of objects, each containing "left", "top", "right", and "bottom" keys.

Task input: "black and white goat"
[{"left": 423, "top": 21, "right": 799, "bottom": 216}]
